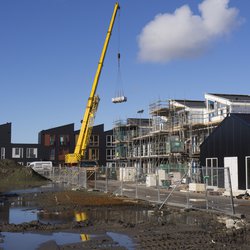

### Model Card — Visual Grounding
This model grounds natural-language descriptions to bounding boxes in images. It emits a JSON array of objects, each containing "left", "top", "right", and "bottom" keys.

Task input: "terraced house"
[{"left": 0, "top": 122, "right": 114, "bottom": 168}]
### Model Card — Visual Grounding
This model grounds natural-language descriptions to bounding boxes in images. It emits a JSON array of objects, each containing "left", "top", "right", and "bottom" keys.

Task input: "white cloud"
[{"left": 137, "top": 0, "right": 241, "bottom": 63}]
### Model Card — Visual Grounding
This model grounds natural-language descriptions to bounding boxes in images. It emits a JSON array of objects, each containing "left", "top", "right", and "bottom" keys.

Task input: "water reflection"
[
  {"left": 0, "top": 204, "right": 37, "bottom": 224},
  {"left": 72, "top": 208, "right": 156, "bottom": 224},
  {"left": 0, "top": 231, "right": 136, "bottom": 250},
  {"left": 38, "top": 210, "right": 73, "bottom": 224},
  {"left": 107, "top": 232, "right": 134, "bottom": 250},
  {"left": 0, "top": 195, "right": 211, "bottom": 250},
  {"left": 0, "top": 203, "right": 9, "bottom": 223},
  {"left": 0, "top": 232, "right": 82, "bottom": 250},
  {"left": 74, "top": 211, "right": 90, "bottom": 241},
  {"left": 1, "top": 197, "right": 211, "bottom": 231}
]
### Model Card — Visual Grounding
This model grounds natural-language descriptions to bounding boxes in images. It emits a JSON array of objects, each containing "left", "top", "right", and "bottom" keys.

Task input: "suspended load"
[
  {"left": 112, "top": 96, "right": 127, "bottom": 103},
  {"left": 112, "top": 52, "right": 127, "bottom": 104}
]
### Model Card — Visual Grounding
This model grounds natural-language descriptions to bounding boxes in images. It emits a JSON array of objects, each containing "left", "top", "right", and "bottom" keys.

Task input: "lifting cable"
[{"left": 112, "top": 8, "right": 127, "bottom": 104}]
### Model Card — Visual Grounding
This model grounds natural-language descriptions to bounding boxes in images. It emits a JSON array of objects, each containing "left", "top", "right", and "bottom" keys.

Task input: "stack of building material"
[{"left": 112, "top": 96, "right": 127, "bottom": 103}]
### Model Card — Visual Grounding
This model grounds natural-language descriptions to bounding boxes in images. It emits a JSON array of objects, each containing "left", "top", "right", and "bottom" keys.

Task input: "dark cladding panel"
[{"left": 0, "top": 123, "right": 11, "bottom": 145}]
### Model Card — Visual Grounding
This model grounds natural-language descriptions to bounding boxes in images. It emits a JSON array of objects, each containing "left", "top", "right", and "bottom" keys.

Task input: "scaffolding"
[
  {"left": 113, "top": 101, "right": 188, "bottom": 176},
  {"left": 113, "top": 99, "right": 225, "bottom": 178}
]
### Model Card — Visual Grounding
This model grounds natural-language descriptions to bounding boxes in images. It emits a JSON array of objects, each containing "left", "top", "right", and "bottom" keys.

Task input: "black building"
[
  {"left": 0, "top": 123, "right": 41, "bottom": 165},
  {"left": 104, "top": 129, "right": 115, "bottom": 168},
  {"left": 200, "top": 113, "right": 250, "bottom": 191},
  {"left": 74, "top": 124, "right": 109, "bottom": 167},
  {"left": 38, "top": 123, "right": 75, "bottom": 164},
  {"left": 0, "top": 123, "right": 11, "bottom": 145},
  {"left": 39, "top": 123, "right": 114, "bottom": 167},
  {"left": 0, "top": 123, "right": 11, "bottom": 160},
  {"left": 1, "top": 122, "right": 115, "bottom": 167}
]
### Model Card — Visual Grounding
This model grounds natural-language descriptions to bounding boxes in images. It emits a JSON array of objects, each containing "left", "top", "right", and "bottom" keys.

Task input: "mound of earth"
[{"left": 0, "top": 159, "right": 50, "bottom": 192}]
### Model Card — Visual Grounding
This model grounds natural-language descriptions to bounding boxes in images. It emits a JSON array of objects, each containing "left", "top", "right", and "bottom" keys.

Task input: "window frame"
[
  {"left": 106, "top": 148, "right": 115, "bottom": 160},
  {"left": 106, "top": 135, "right": 114, "bottom": 147},
  {"left": 89, "top": 148, "right": 99, "bottom": 160},
  {"left": 12, "top": 147, "right": 23, "bottom": 158},
  {"left": 26, "top": 148, "right": 38, "bottom": 158},
  {"left": 205, "top": 157, "right": 218, "bottom": 187},
  {"left": 89, "top": 135, "right": 99, "bottom": 147}
]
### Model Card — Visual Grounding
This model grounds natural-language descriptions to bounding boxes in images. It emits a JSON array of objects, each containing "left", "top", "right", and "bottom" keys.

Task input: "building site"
[{"left": 1, "top": 1, "right": 250, "bottom": 249}]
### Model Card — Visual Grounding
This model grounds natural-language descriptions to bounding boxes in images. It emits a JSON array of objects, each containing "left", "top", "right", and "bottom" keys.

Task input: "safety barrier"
[{"left": 38, "top": 165, "right": 235, "bottom": 215}]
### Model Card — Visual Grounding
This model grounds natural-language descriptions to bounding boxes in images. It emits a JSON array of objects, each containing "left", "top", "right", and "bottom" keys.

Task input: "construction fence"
[
  {"left": 93, "top": 165, "right": 235, "bottom": 215},
  {"left": 39, "top": 166, "right": 87, "bottom": 189},
  {"left": 39, "top": 165, "right": 236, "bottom": 216}
]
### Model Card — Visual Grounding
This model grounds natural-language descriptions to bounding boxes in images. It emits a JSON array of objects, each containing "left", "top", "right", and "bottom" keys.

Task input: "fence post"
[
  {"left": 227, "top": 167, "right": 235, "bottom": 215},
  {"left": 94, "top": 167, "right": 97, "bottom": 190},
  {"left": 121, "top": 165, "right": 123, "bottom": 196},
  {"left": 105, "top": 166, "right": 108, "bottom": 193},
  {"left": 157, "top": 167, "right": 160, "bottom": 203},
  {"left": 135, "top": 163, "right": 138, "bottom": 199},
  {"left": 84, "top": 169, "right": 87, "bottom": 189},
  {"left": 204, "top": 175, "right": 209, "bottom": 211}
]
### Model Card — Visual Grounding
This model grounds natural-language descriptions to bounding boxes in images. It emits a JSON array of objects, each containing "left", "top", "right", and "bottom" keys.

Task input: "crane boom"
[{"left": 65, "top": 2, "right": 120, "bottom": 164}]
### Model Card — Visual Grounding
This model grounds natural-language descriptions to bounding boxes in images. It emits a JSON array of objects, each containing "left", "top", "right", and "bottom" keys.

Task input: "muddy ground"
[{"left": 1, "top": 160, "right": 250, "bottom": 249}]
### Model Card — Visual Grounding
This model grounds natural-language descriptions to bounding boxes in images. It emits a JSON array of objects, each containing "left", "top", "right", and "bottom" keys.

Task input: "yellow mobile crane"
[{"left": 65, "top": 3, "right": 120, "bottom": 165}]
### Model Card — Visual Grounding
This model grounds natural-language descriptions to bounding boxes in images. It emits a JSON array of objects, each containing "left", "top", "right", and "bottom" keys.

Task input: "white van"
[{"left": 28, "top": 161, "right": 53, "bottom": 172}]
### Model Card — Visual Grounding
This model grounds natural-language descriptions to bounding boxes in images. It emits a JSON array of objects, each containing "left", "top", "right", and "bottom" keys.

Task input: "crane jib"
[{"left": 65, "top": 3, "right": 120, "bottom": 165}]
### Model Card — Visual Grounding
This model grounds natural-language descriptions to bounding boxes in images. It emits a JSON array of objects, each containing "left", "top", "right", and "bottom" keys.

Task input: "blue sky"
[{"left": 0, "top": 0, "right": 249, "bottom": 143}]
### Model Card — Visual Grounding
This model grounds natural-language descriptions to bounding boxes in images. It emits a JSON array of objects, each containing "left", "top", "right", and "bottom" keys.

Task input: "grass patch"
[{"left": 0, "top": 159, "right": 50, "bottom": 192}]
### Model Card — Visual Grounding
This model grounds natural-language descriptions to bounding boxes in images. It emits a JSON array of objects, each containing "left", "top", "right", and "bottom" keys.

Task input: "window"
[
  {"left": 208, "top": 100, "right": 214, "bottom": 110},
  {"left": 12, "top": 148, "right": 23, "bottom": 158},
  {"left": 89, "top": 148, "right": 99, "bottom": 160},
  {"left": 26, "top": 148, "right": 38, "bottom": 158},
  {"left": 50, "top": 135, "right": 56, "bottom": 145},
  {"left": 1, "top": 147, "right": 5, "bottom": 159},
  {"left": 89, "top": 135, "right": 99, "bottom": 146},
  {"left": 50, "top": 148, "right": 55, "bottom": 160},
  {"left": 106, "top": 135, "right": 114, "bottom": 147},
  {"left": 59, "top": 135, "right": 69, "bottom": 146},
  {"left": 206, "top": 158, "right": 218, "bottom": 187},
  {"left": 44, "top": 134, "right": 56, "bottom": 146},
  {"left": 106, "top": 148, "right": 115, "bottom": 160}
]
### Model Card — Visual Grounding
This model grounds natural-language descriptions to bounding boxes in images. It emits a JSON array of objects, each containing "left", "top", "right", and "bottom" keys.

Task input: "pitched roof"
[
  {"left": 231, "top": 113, "right": 250, "bottom": 126},
  {"left": 173, "top": 100, "right": 206, "bottom": 109},
  {"left": 200, "top": 113, "right": 250, "bottom": 148},
  {"left": 208, "top": 93, "right": 250, "bottom": 102}
]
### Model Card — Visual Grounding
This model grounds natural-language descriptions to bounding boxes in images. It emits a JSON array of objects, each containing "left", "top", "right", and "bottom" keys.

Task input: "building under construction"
[{"left": 113, "top": 93, "right": 250, "bottom": 178}]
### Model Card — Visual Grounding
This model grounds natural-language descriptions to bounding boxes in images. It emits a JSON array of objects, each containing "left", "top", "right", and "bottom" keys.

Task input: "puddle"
[
  {"left": 9, "top": 207, "right": 37, "bottom": 224},
  {"left": 0, "top": 205, "right": 75, "bottom": 225},
  {"left": 0, "top": 232, "right": 83, "bottom": 250},
  {"left": 2, "top": 185, "right": 193, "bottom": 226},
  {"left": 107, "top": 232, "right": 135, "bottom": 250},
  {"left": 0, "top": 190, "right": 214, "bottom": 250},
  {"left": 0, "top": 231, "right": 135, "bottom": 250},
  {"left": 0, "top": 200, "right": 212, "bottom": 228},
  {"left": 1, "top": 198, "right": 158, "bottom": 225}
]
